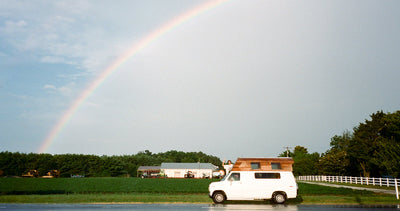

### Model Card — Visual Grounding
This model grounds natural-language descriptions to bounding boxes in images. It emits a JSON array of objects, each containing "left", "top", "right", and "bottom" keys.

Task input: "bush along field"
[{"left": 0, "top": 178, "right": 399, "bottom": 204}]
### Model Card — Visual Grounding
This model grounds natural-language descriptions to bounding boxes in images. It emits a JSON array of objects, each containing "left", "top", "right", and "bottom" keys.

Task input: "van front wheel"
[
  {"left": 272, "top": 192, "right": 286, "bottom": 204},
  {"left": 212, "top": 192, "right": 226, "bottom": 204}
]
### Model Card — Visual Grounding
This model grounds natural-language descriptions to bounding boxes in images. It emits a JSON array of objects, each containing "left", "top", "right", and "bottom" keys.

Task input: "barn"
[{"left": 161, "top": 163, "right": 218, "bottom": 178}]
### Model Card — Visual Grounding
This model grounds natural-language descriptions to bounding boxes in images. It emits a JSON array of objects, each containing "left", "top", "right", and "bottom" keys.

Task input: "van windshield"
[
  {"left": 221, "top": 172, "right": 240, "bottom": 181},
  {"left": 220, "top": 174, "right": 229, "bottom": 181}
]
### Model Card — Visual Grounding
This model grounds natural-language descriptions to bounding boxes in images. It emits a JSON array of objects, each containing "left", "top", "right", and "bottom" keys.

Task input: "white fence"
[{"left": 297, "top": 175, "right": 399, "bottom": 199}]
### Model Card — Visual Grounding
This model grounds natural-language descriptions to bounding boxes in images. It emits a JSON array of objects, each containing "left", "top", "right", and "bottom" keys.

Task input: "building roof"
[
  {"left": 137, "top": 166, "right": 161, "bottom": 171},
  {"left": 161, "top": 163, "right": 218, "bottom": 170}
]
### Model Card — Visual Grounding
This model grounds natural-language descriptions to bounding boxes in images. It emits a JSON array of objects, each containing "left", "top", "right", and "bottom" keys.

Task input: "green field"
[
  {"left": 0, "top": 178, "right": 398, "bottom": 204},
  {"left": 0, "top": 177, "right": 215, "bottom": 194}
]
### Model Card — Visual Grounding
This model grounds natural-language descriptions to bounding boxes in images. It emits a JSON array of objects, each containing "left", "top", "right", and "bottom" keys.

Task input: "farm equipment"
[
  {"left": 42, "top": 170, "right": 60, "bottom": 178},
  {"left": 22, "top": 170, "right": 39, "bottom": 178},
  {"left": 184, "top": 171, "right": 194, "bottom": 178}
]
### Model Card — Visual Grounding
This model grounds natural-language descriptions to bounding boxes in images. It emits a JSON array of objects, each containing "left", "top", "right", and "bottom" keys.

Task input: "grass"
[
  {"left": 319, "top": 181, "right": 396, "bottom": 191},
  {"left": 0, "top": 177, "right": 216, "bottom": 194},
  {"left": 297, "top": 182, "right": 375, "bottom": 195},
  {"left": 0, "top": 193, "right": 211, "bottom": 204},
  {"left": 296, "top": 182, "right": 398, "bottom": 205},
  {"left": 0, "top": 178, "right": 399, "bottom": 204}
]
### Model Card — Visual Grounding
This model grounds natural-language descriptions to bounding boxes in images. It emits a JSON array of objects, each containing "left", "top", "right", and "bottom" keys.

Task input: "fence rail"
[{"left": 297, "top": 175, "right": 399, "bottom": 199}]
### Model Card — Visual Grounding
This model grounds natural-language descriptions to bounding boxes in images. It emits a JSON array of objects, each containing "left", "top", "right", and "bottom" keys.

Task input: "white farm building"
[{"left": 161, "top": 163, "right": 218, "bottom": 178}]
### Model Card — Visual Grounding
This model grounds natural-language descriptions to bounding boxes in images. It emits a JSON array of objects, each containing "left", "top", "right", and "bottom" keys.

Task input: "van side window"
[
  {"left": 251, "top": 162, "right": 260, "bottom": 169},
  {"left": 228, "top": 173, "right": 240, "bottom": 181},
  {"left": 255, "top": 173, "right": 280, "bottom": 179},
  {"left": 271, "top": 162, "right": 282, "bottom": 170}
]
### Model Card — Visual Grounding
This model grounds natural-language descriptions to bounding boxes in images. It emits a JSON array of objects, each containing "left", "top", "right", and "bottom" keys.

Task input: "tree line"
[
  {"left": 2, "top": 110, "right": 399, "bottom": 178},
  {"left": 0, "top": 150, "right": 222, "bottom": 177},
  {"left": 283, "top": 110, "right": 400, "bottom": 178}
]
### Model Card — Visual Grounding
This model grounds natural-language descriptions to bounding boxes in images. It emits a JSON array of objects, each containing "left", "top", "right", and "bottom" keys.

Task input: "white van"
[{"left": 208, "top": 171, "right": 297, "bottom": 204}]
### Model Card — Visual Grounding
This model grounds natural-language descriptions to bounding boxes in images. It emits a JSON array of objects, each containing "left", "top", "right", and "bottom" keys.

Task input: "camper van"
[{"left": 208, "top": 158, "right": 297, "bottom": 204}]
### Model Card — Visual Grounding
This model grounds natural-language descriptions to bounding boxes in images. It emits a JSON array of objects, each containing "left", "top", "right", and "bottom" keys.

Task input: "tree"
[
  {"left": 318, "top": 132, "right": 352, "bottom": 175},
  {"left": 323, "top": 110, "right": 400, "bottom": 177},
  {"left": 0, "top": 150, "right": 223, "bottom": 177},
  {"left": 348, "top": 111, "right": 400, "bottom": 177},
  {"left": 318, "top": 150, "right": 349, "bottom": 176},
  {"left": 349, "top": 111, "right": 385, "bottom": 177},
  {"left": 279, "top": 146, "right": 320, "bottom": 176},
  {"left": 375, "top": 139, "right": 400, "bottom": 177},
  {"left": 372, "top": 111, "right": 400, "bottom": 177}
]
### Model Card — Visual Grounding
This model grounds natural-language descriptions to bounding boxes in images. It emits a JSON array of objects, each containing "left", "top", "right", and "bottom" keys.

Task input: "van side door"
[{"left": 253, "top": 172, "right": 281, "bottom": 199}]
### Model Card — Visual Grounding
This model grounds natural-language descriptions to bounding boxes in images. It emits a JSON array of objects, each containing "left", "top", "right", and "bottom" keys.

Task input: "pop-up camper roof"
[{"left": 231, "top": 157, "right": 294, "bottom": 172}]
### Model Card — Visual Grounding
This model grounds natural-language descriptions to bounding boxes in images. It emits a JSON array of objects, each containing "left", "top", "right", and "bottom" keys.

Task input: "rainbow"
[{"left": 38, "top": 0, "right": 229, "bottom": 153}]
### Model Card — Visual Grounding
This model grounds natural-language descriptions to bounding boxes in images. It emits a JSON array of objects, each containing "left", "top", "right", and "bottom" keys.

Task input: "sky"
[{"left": 1, "top": 0, "right": 400, "bottom": 161}]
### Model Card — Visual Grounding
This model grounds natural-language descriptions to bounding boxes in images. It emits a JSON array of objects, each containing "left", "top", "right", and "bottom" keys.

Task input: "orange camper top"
[{"left": 231, "top": 157, "right": 294, "bottom": 172}]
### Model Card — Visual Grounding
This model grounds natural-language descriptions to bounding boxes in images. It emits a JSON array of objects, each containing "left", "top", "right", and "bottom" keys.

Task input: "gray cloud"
[{"left": 1, "top": 0, "right": 400, "bottom": 160}]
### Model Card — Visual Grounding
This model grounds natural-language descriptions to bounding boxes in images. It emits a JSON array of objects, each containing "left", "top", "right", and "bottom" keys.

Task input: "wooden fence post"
[{"left": 395, "top": 179, "right": 399, "bottom": 200}]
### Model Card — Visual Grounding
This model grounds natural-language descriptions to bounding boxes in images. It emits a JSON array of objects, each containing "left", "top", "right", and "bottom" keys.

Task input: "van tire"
[
  {"left": 272, "top": 192, "right": 286, "bottom": 204},
  {"left": 212, "top": 191, "right": 226, "bottom": 204}
]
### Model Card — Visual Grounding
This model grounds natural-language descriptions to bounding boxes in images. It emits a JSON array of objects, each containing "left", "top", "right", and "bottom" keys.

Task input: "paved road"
[{"left": 299, "top": 181, "right": 397, "bottom": 195}]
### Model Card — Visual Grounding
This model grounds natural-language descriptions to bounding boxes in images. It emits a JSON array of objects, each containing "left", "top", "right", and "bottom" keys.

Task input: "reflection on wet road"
[{"left": 1, "top": 204, "right": 399, "bottom": 210}]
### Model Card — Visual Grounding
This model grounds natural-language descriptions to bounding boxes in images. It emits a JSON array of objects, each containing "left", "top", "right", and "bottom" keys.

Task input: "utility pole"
[{"left": 284, "top": 147, "right": 291, "bottom": 157}]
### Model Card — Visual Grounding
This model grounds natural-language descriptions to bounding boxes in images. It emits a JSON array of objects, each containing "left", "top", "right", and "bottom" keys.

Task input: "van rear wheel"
[
  {"left": 272, "top": 192, "right": 286, "bottom": 204},
  {"left": 212, "top": 192, "right": 226, "bottom": 204}
]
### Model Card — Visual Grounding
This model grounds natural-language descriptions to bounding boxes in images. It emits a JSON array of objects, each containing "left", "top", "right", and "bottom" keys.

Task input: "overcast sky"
[{"left": 1, "top": 0, "right": 400, "bottom": 161}]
